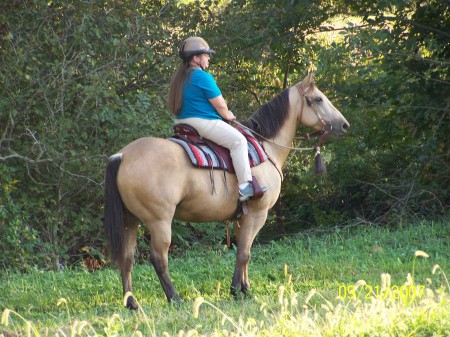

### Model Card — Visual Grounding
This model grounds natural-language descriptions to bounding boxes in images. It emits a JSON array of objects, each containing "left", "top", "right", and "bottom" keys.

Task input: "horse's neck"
[{"left": 264, "top": 88, "right": 300, "bottom": 167}]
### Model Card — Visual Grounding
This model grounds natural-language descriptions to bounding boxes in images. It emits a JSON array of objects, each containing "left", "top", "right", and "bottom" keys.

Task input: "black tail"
[{"left": 104, "top": 153, "right": 125, "bottom": 263}]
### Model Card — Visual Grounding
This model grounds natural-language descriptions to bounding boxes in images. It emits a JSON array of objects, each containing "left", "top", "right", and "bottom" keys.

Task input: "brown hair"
[{"left": 168, "top": 58, "right": 198, "bottom": 115}]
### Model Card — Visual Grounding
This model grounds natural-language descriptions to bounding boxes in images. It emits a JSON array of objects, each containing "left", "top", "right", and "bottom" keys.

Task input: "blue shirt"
[{"left": 178, "top": 68, "right": 222, "bottom": 120}]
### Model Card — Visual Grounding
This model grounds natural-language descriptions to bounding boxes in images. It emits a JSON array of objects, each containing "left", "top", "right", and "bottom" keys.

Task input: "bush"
[{"left": 0, "top": 170, "right": 52, "bottom": 271}]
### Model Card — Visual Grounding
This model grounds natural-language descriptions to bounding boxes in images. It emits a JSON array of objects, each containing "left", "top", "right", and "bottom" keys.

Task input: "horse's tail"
[{"left": 104, "top": 153, "right": 125, "bottom": 263}]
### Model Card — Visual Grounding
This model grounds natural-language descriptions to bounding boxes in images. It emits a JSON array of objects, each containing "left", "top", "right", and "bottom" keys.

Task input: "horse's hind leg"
[
  {"left": 148, "top": 220, "right": 182, "bottom": 303},
  {"left": 119, "top": 211, "right": 140, "bottom": 310}
]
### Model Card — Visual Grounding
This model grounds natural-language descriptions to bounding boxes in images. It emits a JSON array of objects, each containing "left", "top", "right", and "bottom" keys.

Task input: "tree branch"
[
  {"left": 0, "top": 150, "right": 52, "bottom": 164},
  {"left": 383, "top": 16, "right": 450, "bottom": 39}
]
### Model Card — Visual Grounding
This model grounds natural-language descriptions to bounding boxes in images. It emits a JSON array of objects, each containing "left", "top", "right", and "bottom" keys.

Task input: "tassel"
[
  {"left": 314, "top": 147, "right": 327, "bottom": 176},
  {"left": 225, "top": 221, "right": 231, "bottom": 248}
]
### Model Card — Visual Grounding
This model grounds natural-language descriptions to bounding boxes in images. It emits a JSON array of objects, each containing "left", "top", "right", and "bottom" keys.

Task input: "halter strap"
[
  {"left": 296, "top": 84, "right": 305, "bottom": 126},
  {"left": 295, "top": 83, "right": 306, "bottom": 96},
  {"left": 293, "top": 82, "right": 333, "bottom": 157},
  {"left": 295, "top": 82, "right": 329, "bottom": 130},
  {"left": 234, "top": 82, "right": 333, "bottom": 177}
]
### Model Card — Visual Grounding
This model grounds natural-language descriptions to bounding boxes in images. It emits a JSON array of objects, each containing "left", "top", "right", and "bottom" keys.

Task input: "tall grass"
[{"left": 1, "top": 220, "right": 449, "bottom": 336}]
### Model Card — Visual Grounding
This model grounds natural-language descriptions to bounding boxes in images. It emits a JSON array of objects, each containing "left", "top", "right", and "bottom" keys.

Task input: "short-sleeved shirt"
[{"left": 178, "top": 68, "right": 222, "bottom": 120}]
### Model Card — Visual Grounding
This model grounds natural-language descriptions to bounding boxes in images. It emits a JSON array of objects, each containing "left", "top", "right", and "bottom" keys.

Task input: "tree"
[
  {"left": 0, "top": 0, "right": 183, "bottom": 268},
  {"left": 1, "top": 0, "right": 447, "bottom": 270}
]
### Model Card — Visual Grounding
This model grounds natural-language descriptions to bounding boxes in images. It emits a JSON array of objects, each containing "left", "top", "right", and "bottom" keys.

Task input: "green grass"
[{"left": 1, "top": 220, "right": 449, "bottom": 336}]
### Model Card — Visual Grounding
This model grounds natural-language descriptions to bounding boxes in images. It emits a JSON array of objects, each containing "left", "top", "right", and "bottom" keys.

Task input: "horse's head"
[{"left": 297, "top": 72, "right": 350, "bottom": 137}]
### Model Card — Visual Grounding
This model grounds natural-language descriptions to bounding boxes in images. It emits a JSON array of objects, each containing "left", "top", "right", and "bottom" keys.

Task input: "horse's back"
[
  {"left": 120, "top": 136, "right": 183, "bottom": 160},
  {"left": 115, "top": 136, "right": 239, "bottom": 222}
]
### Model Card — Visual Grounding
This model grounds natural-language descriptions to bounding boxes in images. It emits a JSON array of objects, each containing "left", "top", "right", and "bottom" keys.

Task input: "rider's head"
[{"left": 179, "top": 36, "right": 215, "bottom": 70}]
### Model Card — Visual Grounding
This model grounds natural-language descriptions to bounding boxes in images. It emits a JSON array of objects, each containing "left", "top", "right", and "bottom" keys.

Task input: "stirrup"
[
  {"left": 239, "top": 184, "right": 254, "bottom": 202},
  {"left": 239, "top": 176, "right": 267, "bottom": 202}
]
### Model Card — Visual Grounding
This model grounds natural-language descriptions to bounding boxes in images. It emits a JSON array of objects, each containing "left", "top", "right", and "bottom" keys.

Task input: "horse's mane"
[{"left": 242, "top": 88, "right": 290, "bottom": 139}]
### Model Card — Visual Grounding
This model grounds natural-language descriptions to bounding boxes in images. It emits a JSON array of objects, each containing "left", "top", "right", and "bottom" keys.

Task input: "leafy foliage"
[
  {"left": 0, "top": 0, "right": 448, "bottom": 269},
  {"left": 0, "top": 167, "right": 51, "bottom": 271}
]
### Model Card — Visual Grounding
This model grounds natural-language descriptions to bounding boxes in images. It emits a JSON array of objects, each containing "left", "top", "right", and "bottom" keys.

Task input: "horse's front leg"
[
  {"left": 230, "top": 246, "right": 251, "bottom": 298},
  {"left": 230, "top": 212, "right": 267, "bottom": 298}
]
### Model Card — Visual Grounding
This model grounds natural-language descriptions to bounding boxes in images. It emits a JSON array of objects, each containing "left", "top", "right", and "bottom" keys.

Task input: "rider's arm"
[{"left": 209, "top": 95, "right": 236, "bottom": 121}]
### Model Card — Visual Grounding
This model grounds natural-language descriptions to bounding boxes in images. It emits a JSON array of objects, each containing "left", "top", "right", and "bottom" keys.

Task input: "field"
[{"left": 1, "top": 220, "right": 449, "bottom": 336}]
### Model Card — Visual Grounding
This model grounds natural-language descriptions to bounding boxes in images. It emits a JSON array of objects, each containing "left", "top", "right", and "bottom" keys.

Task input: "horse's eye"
[{"left": 315, "top": 97, "right": 323, "bottom": 102}]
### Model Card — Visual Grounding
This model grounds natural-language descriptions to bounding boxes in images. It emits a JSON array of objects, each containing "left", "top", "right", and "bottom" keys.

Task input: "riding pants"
[{"left": 174, "top": 117, "right": 252, "bottom": 185}]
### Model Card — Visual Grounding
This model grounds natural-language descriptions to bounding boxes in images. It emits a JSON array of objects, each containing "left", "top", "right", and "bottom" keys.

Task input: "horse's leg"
[
  {"left": 119, "top": 211, "right": 140, "bottom": 310},
  {"left": 231, "top": 212, "right": 268, "bottom": 298},
  {"left": 231, "top": 221, "right": 252, "bottom": 297},
  {"left": 148, "top": 221, "right": 182, "bottom": 303}
]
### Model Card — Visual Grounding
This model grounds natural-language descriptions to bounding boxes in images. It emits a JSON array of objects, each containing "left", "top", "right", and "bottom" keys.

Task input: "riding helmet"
[{"left": 179, "top": 36, "right": 215, "bottom": 59}]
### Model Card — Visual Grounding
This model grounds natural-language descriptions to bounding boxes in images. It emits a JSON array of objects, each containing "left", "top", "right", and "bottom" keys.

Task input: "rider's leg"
[{"left": 175, "top": 118, "right": 252, "bottom": 186}]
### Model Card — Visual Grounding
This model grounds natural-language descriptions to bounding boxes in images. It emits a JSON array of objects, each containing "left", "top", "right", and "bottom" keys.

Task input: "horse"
[{"left": 104, "top": 71, "right": 350, "bottom": 309}]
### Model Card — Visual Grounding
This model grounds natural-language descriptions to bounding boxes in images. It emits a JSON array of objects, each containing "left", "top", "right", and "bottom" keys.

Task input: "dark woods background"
[{"left": 1, "top": 0, "right": 448, "bottom": 271}]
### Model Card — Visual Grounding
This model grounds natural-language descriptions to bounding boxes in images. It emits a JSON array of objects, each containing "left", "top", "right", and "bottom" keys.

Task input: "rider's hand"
[{"left": 227, "top": 111, "right": 237, "bottom": 121}]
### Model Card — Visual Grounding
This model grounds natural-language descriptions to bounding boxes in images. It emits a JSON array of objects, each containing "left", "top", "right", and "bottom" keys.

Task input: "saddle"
[{"left": 168, "top": 123, "right": 267, "bottom": 199}]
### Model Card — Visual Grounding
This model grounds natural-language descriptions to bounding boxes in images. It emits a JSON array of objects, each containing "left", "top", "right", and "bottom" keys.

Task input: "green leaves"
[
  {"left": 0, "top": 0, "right": 448, "bottom": 270},
  {"left": 0, "top": 1, "right": 176, "bottom": 269}
]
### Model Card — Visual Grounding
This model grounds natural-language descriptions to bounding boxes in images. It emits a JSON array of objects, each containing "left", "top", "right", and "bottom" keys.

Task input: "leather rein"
[
  {"left": 233, "top": 83, "right": 333, "bottom": 181},
  {"left": 234, "top": 83, "right": 333, "bottom": 153}
]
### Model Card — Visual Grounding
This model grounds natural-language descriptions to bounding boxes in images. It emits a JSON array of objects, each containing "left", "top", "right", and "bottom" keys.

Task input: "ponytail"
[{"left": 167, "top": 61, "right": 191, "bottom": 115}]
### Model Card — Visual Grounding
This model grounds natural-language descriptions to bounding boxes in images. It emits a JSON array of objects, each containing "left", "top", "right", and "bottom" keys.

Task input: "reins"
[
  {"left": 232, "top": 120, "right": 317, "bottom": 152},
  {"left": 233, "top": 83, "right": 333, "bottom": 153},
  {"left": 234, "top": 82, "right": 333, "bottom": 175}
]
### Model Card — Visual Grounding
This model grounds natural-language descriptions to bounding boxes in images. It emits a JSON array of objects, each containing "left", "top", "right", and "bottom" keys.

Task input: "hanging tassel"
[
  {"left": 314, "top": 147, "right": 327, "bottom": 176},
  {"left": 225, "top": 221, "right": 231, "bottom": 248}
]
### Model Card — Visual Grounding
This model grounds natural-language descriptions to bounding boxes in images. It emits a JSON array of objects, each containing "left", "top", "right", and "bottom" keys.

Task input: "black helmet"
[{"left": 179, "top": 36, "right": 215, "bottom": 59}]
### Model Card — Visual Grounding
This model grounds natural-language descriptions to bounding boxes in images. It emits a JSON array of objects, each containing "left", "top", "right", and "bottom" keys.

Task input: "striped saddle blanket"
[{"left": 168, "top": 123, "right": 267, "bottom": 173}]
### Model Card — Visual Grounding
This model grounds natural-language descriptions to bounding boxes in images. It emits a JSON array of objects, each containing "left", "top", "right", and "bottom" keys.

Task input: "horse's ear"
[
  {"left": 307, "top": 70, "right": 315, "bottom": 84},
  {"left": 300, "top": 70, "right": 315, "bottom": 89}
]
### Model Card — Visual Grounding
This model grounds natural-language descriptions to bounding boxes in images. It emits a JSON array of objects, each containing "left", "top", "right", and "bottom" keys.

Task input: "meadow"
[{"left": 1, "top": 220, "right": 449, "bottom": 336}]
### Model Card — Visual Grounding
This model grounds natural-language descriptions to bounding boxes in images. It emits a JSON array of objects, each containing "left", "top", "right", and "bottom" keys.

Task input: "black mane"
[{"left": 242, "top": 89, "right": 290, "bottom": 139}]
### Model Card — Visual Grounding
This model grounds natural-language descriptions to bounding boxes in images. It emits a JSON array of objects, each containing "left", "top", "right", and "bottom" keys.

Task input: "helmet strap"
[{"left": 190, "top": 55, "right": 204, "bottom": 70}]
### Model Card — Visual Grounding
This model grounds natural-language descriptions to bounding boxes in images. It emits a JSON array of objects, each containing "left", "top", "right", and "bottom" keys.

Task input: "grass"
[{"left": 0, "top": 220, "right": 449, "bottom": 336}]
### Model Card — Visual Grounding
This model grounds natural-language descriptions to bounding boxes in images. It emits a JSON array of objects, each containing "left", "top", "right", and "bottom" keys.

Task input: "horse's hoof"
[
  {"left": 241, "top": 289, "right": 250, "bottom": 299},
  {"left": 230, "top": 285, "right": 250, "bottom": 300},
  {"left": 230, "top": 286, "right": 237, "bottom": 298},
  {"left": 125, "top": 296, "right": 139, "bottom": 310},
  {"left": 168, "top": 295, "right": 184, "bottom": 306},
  {"left": 230, "top": 286, "right": 243, "bottom": 300}
]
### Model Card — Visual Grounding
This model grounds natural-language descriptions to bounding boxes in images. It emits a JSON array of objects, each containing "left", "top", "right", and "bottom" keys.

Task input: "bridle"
[
  {"left": 235, "top": 83, "right": 333, "bottom": 152},
  {"left": 233, "top": 82, "right": 334, "bottom": 180},
  {"left": 295, "top": 83, "right": 333, "bottom": 150}
]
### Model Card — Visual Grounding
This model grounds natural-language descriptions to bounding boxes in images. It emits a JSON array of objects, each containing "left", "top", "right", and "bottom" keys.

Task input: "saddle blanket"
[{"left": 168, "top": 123, "right": 267, "bottom": 173}]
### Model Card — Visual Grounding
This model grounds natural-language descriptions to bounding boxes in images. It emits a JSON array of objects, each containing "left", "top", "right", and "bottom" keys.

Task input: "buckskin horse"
[{"left": 104, "top": 71, "right": 350, "bottom": 309}]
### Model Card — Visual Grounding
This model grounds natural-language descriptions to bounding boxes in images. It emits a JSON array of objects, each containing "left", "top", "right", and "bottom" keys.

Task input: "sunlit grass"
[
  {"left": 2, "top": 266, "right": 449, "bottom": 336},
  {"left": 1, "top": 220, "right": 449, "bottom": 336}
]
